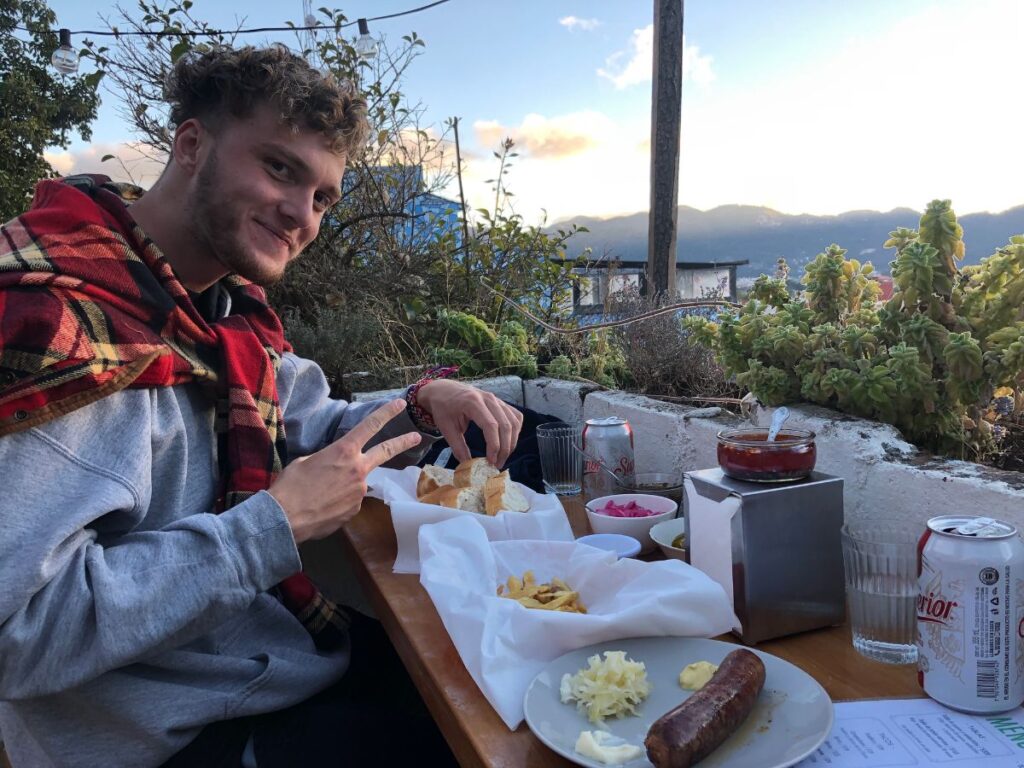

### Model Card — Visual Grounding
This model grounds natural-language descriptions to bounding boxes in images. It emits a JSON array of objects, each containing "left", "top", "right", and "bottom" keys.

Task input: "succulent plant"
[{"left": 686, "top": 200, "right": 1024, "bottom": 459}]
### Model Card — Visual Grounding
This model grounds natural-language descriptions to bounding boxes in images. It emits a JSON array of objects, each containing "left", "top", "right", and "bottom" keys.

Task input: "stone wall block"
[{"left": 522, "top": 377, "right": 598, "bottom": 424}]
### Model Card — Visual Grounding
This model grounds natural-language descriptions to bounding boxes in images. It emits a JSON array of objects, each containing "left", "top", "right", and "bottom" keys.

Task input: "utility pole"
[
  {"left": 647, "top": 0, "right": 684, "bottom": 299},
  {"left": 451, "top": 117, "right": 473, "bottom": 293},
  {"left": 451, "top": 118, "right": 471, "bottom": 249}
]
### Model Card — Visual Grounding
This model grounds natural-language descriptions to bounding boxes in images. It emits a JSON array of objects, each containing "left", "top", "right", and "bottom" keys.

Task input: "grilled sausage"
[{"left": 644, "top": 648, "right": 766, "bottom": 768}]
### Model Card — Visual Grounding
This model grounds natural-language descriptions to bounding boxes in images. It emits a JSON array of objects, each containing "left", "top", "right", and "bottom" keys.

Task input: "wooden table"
[{"left": 337, "top": 497, "right": 922, "bottom": 768}]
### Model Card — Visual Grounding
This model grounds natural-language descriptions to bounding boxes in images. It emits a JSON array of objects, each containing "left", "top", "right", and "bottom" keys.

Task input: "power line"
[{"left": 12, "top": 0, "right": 449, "bottom": 38}]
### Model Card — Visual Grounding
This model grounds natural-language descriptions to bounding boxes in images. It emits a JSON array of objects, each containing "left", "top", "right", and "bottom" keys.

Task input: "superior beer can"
[
  {"left": 917, "top": 515, "right": 1024, "bottom": 714},
  {"left": 581, "top": 416, "right": 635, "bottom": 500}
]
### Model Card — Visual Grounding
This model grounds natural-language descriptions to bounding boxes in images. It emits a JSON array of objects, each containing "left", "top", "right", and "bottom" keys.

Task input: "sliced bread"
[
  {"left": 418, "top": 484, "right": 486, "bottom": 514},
  {"left": 484, "top": 471, "right": 530, "bottom": 516},
  {"left": 453, "top": 457, "right": 501, "bottom": 489},
  {"left": 416, "top": 465, "right": 456, "bottom": 499}
]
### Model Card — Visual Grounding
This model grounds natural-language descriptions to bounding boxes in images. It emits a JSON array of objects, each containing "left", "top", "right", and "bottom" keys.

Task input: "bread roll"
[
  {"left": 484, "top": 471, "right": 530, "bottom": 516},
  {"left": 460, "top": 486, "right": 486, "bottom": 514},
  {"left": 453, "top": 457, "right": 500, "bottom": 489},
  {"left": 416, "top": 465, "right": 455, "bottom": 499},
  {"left": 418, "top": 484, "right": 486, "bottom": 514}
]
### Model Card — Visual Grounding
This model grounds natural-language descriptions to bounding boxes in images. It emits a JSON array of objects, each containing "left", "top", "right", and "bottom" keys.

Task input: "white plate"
[{"left": 523, "top": 636, "right": 833, "bottom": 768}]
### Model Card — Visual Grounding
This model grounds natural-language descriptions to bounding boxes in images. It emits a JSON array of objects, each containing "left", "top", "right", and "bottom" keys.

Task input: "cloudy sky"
[{"left": 42, "top": 0, "right": 1023, "bottom": 225}]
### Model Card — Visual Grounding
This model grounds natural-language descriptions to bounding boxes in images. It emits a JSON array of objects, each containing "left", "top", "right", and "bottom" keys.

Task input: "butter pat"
[
  {"left": 678, "top": 660, "right": 718, "bottom": 690},
  {"left": 574, "top": 730, "right": 644, "bottom": 765}
]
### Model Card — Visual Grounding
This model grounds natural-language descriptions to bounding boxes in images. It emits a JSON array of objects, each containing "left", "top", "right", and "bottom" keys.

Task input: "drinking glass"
[
  {"left": 841, "top": 520, "right": 920, "bottom": 665},
  {"left": 536, "top": 422, "right": 583, "bottom": 495}
]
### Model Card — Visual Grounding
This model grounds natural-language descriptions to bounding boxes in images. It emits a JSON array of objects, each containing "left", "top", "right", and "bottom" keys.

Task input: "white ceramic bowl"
[
  {"left": 650, "top": 517, "right": 688, "bottom": 562},
  {"left": 576, "top": 533, "right": 642, "bottom": 559},
  {"left": 585, "top": 493, "right": 678, "bottom": 555}
]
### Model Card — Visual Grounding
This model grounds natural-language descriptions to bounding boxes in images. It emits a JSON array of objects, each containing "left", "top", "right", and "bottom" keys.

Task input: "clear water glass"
[
  {"left": 841, "top": 521, "right": 920, "bottom": 665},
  {"left": 536, "top": 422, "right": 583, "bottom": 495}
]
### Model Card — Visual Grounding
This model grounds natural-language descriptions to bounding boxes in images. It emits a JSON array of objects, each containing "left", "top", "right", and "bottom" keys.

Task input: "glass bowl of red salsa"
[{"left": 717, "top": 427, "right": 816, "bottom": 482}]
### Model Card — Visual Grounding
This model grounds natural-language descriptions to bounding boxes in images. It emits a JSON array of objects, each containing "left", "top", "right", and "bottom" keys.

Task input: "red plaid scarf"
[{"left": 0, "top": 176, "right": 348, "bottom": 650}]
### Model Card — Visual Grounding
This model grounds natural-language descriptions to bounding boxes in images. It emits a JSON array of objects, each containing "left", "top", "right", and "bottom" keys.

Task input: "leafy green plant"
[
  {"left": 686, "top": 200, "right": 1024, "bottom": 459},
  {"left": 437, "top": 137, "right": 587, "bottom": 328},
  {"left": 428, "top": 307, "right": 634, "bottom": 389},
  {"left": 541, "top": 329, "right": 631, "bottom": 389},
  {"left": 431, "top": 310, "right": 538, "bottom": 379},
  {"left": 577, "top": 331, "right": 631, "bottom": 389}
]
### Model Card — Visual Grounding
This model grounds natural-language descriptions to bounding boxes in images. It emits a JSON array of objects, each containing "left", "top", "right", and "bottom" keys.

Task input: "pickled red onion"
[{"left": 596, "top": 500, "right": 661, "bottom": 518}]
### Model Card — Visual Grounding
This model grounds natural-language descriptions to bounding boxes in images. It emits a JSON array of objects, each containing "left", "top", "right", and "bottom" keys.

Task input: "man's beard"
[{"left": 188, "top": 149, "right": 287, "bottom": 287}]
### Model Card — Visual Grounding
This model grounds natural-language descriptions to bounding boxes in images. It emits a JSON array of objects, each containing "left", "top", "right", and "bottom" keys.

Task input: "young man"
[{"left": 0, "top": 46, "right": 521, "bottom": 767}]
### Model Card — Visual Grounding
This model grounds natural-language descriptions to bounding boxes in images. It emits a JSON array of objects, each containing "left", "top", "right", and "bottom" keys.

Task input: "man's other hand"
[{"left": 415, "top": 379, "right": 523, "bottom": 468}]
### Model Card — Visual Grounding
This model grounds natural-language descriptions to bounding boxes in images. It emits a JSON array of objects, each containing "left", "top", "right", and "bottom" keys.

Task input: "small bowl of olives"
[{"left": 649, "top": 517, "right": 688, "bottom": 563}]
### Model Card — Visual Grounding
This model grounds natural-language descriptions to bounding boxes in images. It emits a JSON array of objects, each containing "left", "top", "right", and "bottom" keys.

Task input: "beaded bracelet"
[{"left": 405, "top": 365, "right": 460, "bottom": 433}]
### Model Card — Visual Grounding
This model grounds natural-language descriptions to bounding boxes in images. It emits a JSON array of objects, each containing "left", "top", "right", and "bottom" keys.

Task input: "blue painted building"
[{"left": 343, "top": 165, "right": 462, "bottom": 249}]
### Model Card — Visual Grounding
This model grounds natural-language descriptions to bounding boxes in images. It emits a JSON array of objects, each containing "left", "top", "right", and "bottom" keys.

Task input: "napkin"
[
  {"left": 684, "top": 475, "right": 741, "bottom": 627},
  {"left": 418, "top": 515, "right": 738, "bottom": 730},
  {"left": 367, "top": 466, "right": 574, "bottom": 573}
]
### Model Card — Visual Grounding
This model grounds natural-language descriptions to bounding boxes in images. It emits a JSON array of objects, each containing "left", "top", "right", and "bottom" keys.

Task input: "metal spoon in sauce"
[{"left": 767, "top": 406, "right": 790, "bottom": 442}]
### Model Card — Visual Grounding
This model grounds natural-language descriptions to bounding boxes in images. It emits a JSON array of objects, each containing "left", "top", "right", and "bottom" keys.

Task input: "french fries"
[{"left": 497, "top": 570, "right": 587, "bottom": 614}]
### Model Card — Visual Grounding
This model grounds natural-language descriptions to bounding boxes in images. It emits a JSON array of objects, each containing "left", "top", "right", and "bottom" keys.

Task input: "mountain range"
[{"left": 550, "top": 205, "right": 1024, "bottom": 278}]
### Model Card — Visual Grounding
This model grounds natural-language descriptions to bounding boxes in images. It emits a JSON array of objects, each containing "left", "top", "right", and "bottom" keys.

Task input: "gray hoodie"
[{"left": 0, "top": 351, "right": 433, "bottom": 767}]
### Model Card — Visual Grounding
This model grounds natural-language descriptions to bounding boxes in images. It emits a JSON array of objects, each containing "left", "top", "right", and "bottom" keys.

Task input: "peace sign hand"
[{"left": 268, "top": 399, "right": 421, "bottom": 544}]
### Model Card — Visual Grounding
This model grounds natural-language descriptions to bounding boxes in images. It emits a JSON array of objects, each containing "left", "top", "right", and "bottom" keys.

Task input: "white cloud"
[
  {"left": 459, "top": 111, "right": 649, "bottom": 224},
  {"left": 472, "top": 112, "right": 616, "bottom": 159},
  {"left": 473, "top": 119, "right": 504, "bottom": 152},
  {"left": 683, "top": 41, "right": 716, "bottom": 88},
  {"left": 559, "top": 16, "right": 601, "bottom": 32},
  {"left": 598, "top": 26, "right": 651, "bottom": 89},
  {"left": 44, "top": 142, "right": 167, "bottom": 188},
  {"left": 598, "top": 25, "right": 715, "bottom": 89}
]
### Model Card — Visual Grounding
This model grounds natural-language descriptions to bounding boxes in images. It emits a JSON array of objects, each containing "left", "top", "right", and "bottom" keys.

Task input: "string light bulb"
[
  {"left": 354, "top": 18, "right": 378, "bottom": 60},
  {"left": 51, "top": 28, "right": 79, "bottom": 75}
]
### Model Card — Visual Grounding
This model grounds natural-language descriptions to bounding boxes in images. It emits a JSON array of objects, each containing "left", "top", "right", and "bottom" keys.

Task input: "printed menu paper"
[{"left": 798, "top": 698, "right": 1024, "bottom": 767}]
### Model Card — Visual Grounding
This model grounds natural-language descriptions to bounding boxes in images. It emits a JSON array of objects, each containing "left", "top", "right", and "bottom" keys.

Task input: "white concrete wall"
[{"left": 522, "top": 377, "right": 599, "bottom": 424}]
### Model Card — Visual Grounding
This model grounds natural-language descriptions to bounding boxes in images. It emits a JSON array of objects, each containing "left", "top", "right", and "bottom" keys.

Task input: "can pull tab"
[{"left": 953, "top": 517, "right": 1000, "bottom": 537}]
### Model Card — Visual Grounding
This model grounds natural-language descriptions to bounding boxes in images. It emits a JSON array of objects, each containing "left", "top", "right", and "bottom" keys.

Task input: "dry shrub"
[
  {"left": 280, "top": 306, "right": 412, "bottom": 399},
  {"left": 606, "top": 287, "right": 739, "bottom": 400}
]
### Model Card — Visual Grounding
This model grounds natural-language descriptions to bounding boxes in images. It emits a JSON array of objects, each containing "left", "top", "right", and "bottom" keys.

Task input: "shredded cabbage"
[{"left": 559, "top": 651, "right": 651, "bottom": 723}]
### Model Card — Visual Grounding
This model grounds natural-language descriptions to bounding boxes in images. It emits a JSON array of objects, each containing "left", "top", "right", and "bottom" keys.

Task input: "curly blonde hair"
[{"left": 166, "top": 45, "right": 369, "bottom": 157}]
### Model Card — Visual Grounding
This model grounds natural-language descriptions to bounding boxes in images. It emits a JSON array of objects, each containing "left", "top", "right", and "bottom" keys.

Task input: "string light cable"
[{"left": 9, "top": 0, "right": 451, "bottom": 72}]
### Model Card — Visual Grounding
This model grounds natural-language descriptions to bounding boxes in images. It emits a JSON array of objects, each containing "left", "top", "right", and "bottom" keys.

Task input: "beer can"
[
  {"left": 917, "top": 515, "right": 1024, "bottom": 714},
  {"left": 581, "top": 416, "right": 635, "bottom": 500}
]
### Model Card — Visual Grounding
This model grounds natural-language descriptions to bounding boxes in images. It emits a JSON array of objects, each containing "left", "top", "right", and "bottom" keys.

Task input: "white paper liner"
[
  {"left": 367, "top": 465, "right": 575, "bottom": 573},
  {"left": 417, "top": 515, "right": 738, "bottom": 729}
]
